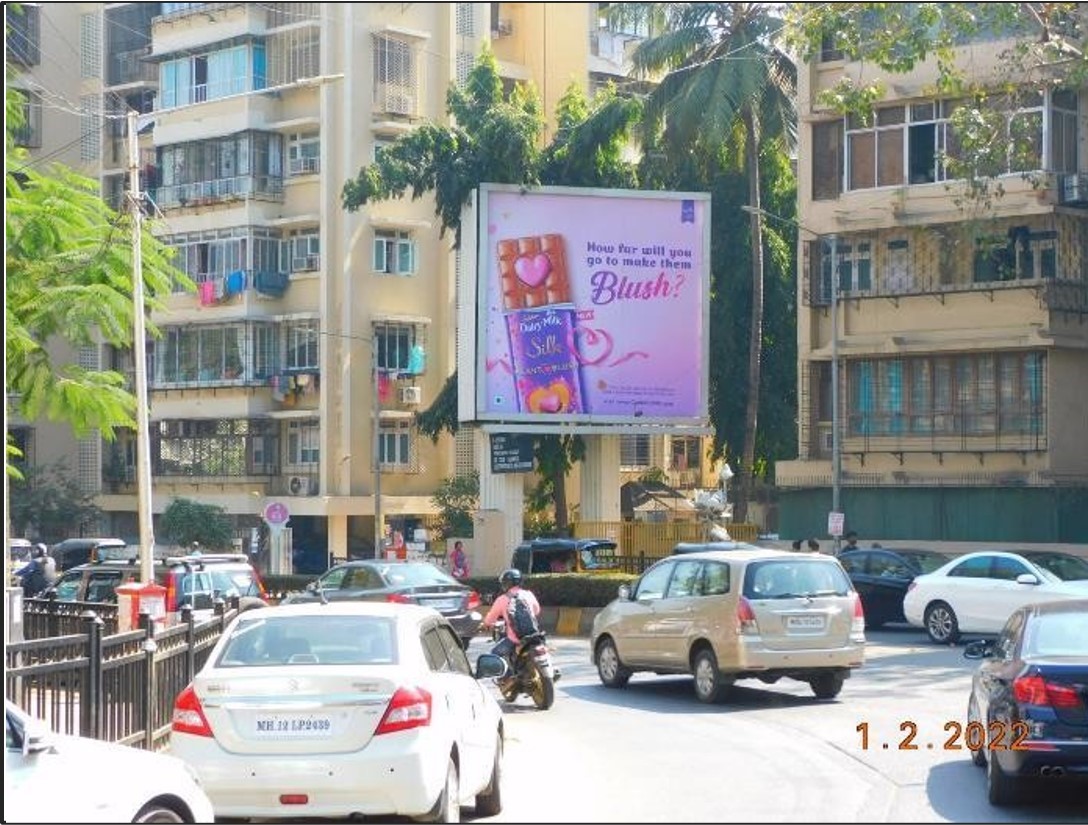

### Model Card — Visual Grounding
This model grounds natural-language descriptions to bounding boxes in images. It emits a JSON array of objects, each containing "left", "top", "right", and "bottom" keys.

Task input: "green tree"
[
  {"left": 343, "top": 49, "right": 642, "bottom": 532},
  {"left": 5, "top": 84, "right": 189, "bottom": 446},
  {"left": 430, "top": 472, "right": 480, "bottom": 539},
  {"left": 615, "top": 3, "right": 797, "bottom": 520},
  {"left": 158, "top": 498, "right": 234, "bottom": 549},
  {"left": 8, "top": 460, "right": 103, "bottom": 542}
]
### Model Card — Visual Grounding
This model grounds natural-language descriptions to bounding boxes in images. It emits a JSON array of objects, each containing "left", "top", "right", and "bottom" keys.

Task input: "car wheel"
[
  {"left": 417, "top": 756, "right": 460, "bottom": 823},
  {"left": 809, "top": 672, "right": 845, "bottom": 700},
  {"left": 924, "top": 601, "right": 960, "bottom": 645},
  {"left": 692, "top": 648, "right": 727, "bottom": 704},
  {"left": 474, "top": 733, "right": 503, "bottom": 817},
  {"left": 967, "top": 698, "right": 986, "bottom": 767},
  {"left": 987, "top": 746, "right": 1021, "bottom": 806},
  {"left": 132, "top": 804, "right": 185, "bottom": 824},
  {"left": 595, "top": 637, "right": 631, "bottom": 688}
]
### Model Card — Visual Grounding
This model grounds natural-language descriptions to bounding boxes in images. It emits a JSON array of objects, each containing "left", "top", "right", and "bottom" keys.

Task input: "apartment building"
[
  {"left": 9, "top": 2, "right": 718, "bottom": 564},
  {"left": 777, "top": 23, "right": 1088, "bottom": 543}
]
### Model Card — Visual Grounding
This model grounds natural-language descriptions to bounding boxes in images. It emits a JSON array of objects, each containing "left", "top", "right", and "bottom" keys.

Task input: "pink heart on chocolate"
[{"left": 514, "top": 253, "right": 552, "bottom": 288}]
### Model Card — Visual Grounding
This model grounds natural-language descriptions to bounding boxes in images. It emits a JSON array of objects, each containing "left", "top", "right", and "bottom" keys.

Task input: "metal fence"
[{"left": 6, "top": 600, "right": 239, "bottom": 751}]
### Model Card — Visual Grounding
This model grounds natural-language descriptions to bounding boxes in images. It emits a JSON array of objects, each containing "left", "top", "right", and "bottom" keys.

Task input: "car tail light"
[
  {"left": 850, "top": 593, "right": 866, "bottom": 639},
  {"left": 172, "top": 685, "right": 212, "bottom": 737},
  {"left": 1013, "top": 675, "right": 1082, "bottom": 708},
  {"left": 375, "top": 687, "right": 432, "bottom": 735},
  {"left": 255, "top": 574, "right": 268, "bottom": 600},
  {"left": 736, "top": 597, "right": 759, "bottom": 635},
  {"left": 386, "top": 593, "right": 413, "bottom": 604},
  {"left": 466, "top": 591, "right": 481, "bottom": 611}
]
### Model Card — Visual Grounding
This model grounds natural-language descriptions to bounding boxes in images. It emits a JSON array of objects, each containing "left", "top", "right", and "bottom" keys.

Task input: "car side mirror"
[
  {"left": 617, "top": 584, "right": 631, "bottom": 601},
  {"left": 963, "top": 639, "right": 995, "bottom": 660},
  {"left": 474, "top": 653, "right": 510, "bottom": 680},
  {"left": 1015, "top": 573, "right": 1039, "bottom": 586}
]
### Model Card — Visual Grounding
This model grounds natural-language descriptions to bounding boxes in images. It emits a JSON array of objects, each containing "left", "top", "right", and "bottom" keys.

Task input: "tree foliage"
[
  {"left": 8, "top": 460, "right": 103, "bottom": 542},
  {"left": 430, "top": 472, "right": 479, "bottom": 539},
  {"left": 158, "top": 498, "right": 234, "bottom": 549},
  {"left": 5, "top": 84, "right": 191, "bottom": 444}
]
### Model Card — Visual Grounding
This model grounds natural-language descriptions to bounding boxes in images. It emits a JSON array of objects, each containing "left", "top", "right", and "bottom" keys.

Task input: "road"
[{"left": 474, "top": 627, "right": 1088, "bottom": 823}]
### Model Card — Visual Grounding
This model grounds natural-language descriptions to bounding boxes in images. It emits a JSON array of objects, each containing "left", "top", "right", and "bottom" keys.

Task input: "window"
[
  {"left": 703, "top": 562, "right": 730, "bottom": 595},
  {"left": 287, "top": 421, "right": 319, "bottom": 466},
  {"left": 6, "top": 4, "right": 41, "bottom": 65},
  {"left": 11, "top": 90, "right": 42, "bottom": 148},
  {"left": 976, "top": 227, "right": 1058, "bottom": 283},
  {"left": 156, "top": 132, "right": 284, "bottom": 207},
  {"left": 847, "top": 352, "right": 1044, "bottom": 438},
  {"left": 284, "top": 320, "right": 319, "bottom": 371},
  {"left": 819, "top": 239, "right": 871, "bottom": 298},
  {"left": 287, "top": 131, "right": 320, "bottom": 175},
  {"left": 378, "top": 420, "right": 414, "bottom": 469},
  {"left": 665, "top": 561, "right": 704, "bottom": 598},
  {"left": 1051, "top": 89, "right": 1078, "bottom": 174},
  {"left": 373, "top": 137, "right": 395, "bottom": 163},
  {"left": 819, "top": 31, "right": 844, "bottom": 62},
  {"left": 373, "top": 34, "right": 416, "bottom": 116},
  {"left": 285, "top": 229, "right": 320, "bottom": 272},
  {"left": 374, "top": 323, "right": 416, "bottom": 371},
  {"left": 670, "top": 436, "right": 701, "bottom": 472},
  {"left": 634, "top": 561, "right": 674, "bottom": 601},
  {"left": 158, "top": 43, "right": 266, "bottom": 108},
  {"left": 620, "top": 434, "right": 651, "bottom": 468},
  {"left": 373, "top": 230, "right": 415, "bottom": 275},
  {"left": 992, "top": 557, "right": 1031, "bottom": 581},
  {"left": 153, "top": 418, "right": 279, "bottom": 478},
  {"left": 153, "top": 324, "right": 250, "bottom": 385},
  {"left": 812, "top": 121, "right": 843, "bottom": 200}
]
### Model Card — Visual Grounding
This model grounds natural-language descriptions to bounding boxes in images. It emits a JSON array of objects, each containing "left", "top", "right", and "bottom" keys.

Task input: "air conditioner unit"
[
  {"left": 292, "top": 255, "right": 320, "bottom": 272},
  {"left": 288, "top": 475, "right": 317, "bottom": 496},
  {"left": 400, "top": 385, "right": 422, "bottom": 405},
  {"left": 1060, "top": 173, "right": 1088, "bottom": 205}
]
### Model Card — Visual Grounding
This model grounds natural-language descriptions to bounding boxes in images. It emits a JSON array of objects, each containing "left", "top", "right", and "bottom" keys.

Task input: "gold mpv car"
[{"left": 590, "top": 548, "right": 866, "bottom": 703}]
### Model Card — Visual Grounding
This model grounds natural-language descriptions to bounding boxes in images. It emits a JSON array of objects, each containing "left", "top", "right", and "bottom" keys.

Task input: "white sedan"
[
  {"left": 168, "top": 602, "right": 507, "bottom": 822},
  {"left": 5, "top": 700, "right": 215, "bottom": 823},
  {"left": 903, "top": 550, "right": 1088, "bottom": 644}
]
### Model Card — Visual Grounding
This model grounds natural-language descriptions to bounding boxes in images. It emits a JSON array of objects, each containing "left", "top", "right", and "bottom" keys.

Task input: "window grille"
[
  {"left": 81, "top": 12, "right": 102, "bottom": 78},
  {"left": 620, "top": 434, "right": 651, "bottom": 468},
  {"left": 373, "top": 34, "right": 416, "bottom": 116},
  {"left": 81, "top": 94, "right": 102, "bottom": 161},
  {"left": 454, "top": 428, "right": 476, "bottom": 477},
  {"left": 455, "top": 3, "right": 476, "bottom": 36},
  {"left": 456, "top": 50, "right": 474, "bottom": 88}
]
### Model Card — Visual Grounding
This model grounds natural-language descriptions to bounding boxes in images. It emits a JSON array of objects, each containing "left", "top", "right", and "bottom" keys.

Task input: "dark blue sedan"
[
  {"left": 838, "top": 547, "right": 949, "bottom": 628},
  {"left": 964, "top": 599, "right": 1088, "bottom": 806}
]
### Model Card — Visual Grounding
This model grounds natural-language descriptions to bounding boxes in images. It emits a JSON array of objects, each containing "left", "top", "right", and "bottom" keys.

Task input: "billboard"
[{"left": 471, "top": 184, "right": 710, "bottom": 428}]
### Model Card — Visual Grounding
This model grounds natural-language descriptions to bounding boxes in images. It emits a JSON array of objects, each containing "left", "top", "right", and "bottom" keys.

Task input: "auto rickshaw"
[{"left": 510, "top": 538, "right": 620, "bottom": 575}]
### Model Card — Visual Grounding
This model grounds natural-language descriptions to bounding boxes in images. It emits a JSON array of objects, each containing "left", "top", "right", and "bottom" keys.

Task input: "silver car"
[{"left": 591, "top": 549, "right": 866, "bottom": 703}]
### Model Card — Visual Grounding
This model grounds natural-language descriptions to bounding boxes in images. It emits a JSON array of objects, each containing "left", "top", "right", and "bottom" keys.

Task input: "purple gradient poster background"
[{"left": 479, "top": 187, "right": 708, "bottom": 422}]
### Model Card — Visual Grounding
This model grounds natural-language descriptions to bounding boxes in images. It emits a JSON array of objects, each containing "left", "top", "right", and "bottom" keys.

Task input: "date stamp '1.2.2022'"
[{"left": 856, "top": 720, "right": 1030, "bottom": 752}]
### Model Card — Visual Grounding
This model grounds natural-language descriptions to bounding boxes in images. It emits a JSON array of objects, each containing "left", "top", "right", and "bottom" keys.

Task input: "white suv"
[{"left": 591, "top": 548, "right": 866, "bottom": 703}]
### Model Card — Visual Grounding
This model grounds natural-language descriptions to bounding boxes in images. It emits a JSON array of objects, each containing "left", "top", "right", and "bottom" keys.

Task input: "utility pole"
[
  {"left": 372, "top": 342, "right": 383, "bottom": 558},
  {"left": 127, "top": 109, "right": 156, "bottom": 583},
  {"left": 830, "top": 235, "right": 843, "bottom": 555}
]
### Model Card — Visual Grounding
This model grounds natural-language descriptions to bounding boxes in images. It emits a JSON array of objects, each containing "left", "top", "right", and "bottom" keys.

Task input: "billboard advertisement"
[{"left": 473, "top": 184, "right": 710, "bottom": 427}]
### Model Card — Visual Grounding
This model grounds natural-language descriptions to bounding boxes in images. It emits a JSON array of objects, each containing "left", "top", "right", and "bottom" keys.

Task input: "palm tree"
[{"left": 616, "top": 3, "right": 796, "bottom": 520}]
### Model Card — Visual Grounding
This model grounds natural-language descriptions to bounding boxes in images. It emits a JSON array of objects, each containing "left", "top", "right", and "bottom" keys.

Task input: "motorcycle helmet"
[
  {"left": 498, "top": 568, "right": 522, "bottom": 591},
  {"left": 33, "top": 543, "right": 48, "bottom": 558}
]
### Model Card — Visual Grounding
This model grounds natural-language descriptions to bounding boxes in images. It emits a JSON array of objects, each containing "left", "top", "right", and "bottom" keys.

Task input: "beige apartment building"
[
  {"left": 776, "top": 25, "right": 1088, "bottom": 543},
  {"left": 8, "top": 2, "right": 720, "bottom": 567}
]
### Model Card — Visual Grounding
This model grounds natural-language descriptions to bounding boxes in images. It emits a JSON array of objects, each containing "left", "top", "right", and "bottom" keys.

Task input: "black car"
[
  {"left": 964, "top": 599, "right": 1088, "bottom": 806},
  {"left": 839, "top": 547, "right": 949, "bottom": 628},
  {"left": 1022, "top": 552, "right": 1088, "bottom": 582},
  {"left": 47, "top": 552, "right": 269, "bottom": 616},
  {"left": 282, "top": 560, "right": 483, "bottom": 649}
]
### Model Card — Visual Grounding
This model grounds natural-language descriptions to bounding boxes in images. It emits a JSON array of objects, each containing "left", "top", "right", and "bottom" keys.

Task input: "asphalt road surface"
[{"left": 472, "top": 627, "right": 1088, "bottom": 823}]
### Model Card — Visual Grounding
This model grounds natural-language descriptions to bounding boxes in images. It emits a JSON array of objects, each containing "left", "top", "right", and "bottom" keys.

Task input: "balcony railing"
[
  {"left": 154, "top": 175, "right": 284, "bottom": 209},
  {"left": 108, "top": 47, "right": 156, "bottom": 86}
]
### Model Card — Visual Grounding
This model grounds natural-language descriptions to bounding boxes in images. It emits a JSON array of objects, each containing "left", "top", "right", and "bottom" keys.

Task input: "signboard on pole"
[
  {"left": 263, "top": 501, "right": 290, "bottom": 529},
  {"left": 827, "top": 511, "right": 845, "bottom": 538},
  {"left": 490, "top": 433, "right": 535, "bottom": 474}
]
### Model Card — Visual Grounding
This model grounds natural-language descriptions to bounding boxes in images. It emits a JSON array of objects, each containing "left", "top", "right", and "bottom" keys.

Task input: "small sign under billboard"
[
  {"left": 490, "top": 433, "right": 535, "bottom": 474},
  {"left": 828, "top": 511, "right": 845, "bottom": 538}
]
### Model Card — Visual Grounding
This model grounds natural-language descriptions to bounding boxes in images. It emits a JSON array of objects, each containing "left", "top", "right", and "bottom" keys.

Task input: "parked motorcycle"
[{"left": 490, "top": 619, "right": 558, "bottom": 710}]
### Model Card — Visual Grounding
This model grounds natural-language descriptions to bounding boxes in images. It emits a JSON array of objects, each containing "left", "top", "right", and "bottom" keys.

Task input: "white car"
[
  {"left": 168, "top": 602, "right": 507, "bottom": 822},
  {"left": 902, "top": 550, "right": 1088, "bottom": 644},
  {"left": 5, "top": 700, "right": 215, "bottom": 823}
]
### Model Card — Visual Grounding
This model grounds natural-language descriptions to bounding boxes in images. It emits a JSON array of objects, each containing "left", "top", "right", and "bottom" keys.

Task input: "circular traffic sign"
[{"left": 263, "top": 501, "right": 290, "bottom": 527}]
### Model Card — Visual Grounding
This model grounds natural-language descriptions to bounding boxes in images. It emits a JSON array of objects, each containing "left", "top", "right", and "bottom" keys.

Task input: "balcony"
[
  {"left": 154, "top": 175, "right": 285, "bottom": 209},
  {"left": 108, "top": 47, "right": 157, "bottom": 87}
]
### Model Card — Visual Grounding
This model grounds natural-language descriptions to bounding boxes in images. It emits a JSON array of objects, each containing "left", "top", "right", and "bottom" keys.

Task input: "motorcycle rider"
[{"left": 482, "top": 568, "right": 541, "bottom": 673}]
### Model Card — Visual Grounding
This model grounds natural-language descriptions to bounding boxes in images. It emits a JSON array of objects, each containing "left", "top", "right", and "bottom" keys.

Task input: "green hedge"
[{"left": 262, "top": 571, "right": 637, "bottom": 609}]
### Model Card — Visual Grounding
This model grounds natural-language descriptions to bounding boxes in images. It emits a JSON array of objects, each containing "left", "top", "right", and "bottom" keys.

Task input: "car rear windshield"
[
  {"left": 378, "top": 563, "right": 460, "bottom": 587},
  {"left": 743, "top": 559, "right": 852, "bottom": 599},
  {"left": 1023, "top": 613, "right": 1088, "bottom": 658},
  {"left": 217, "top": 614, "right": 397, "bottom": 667}
]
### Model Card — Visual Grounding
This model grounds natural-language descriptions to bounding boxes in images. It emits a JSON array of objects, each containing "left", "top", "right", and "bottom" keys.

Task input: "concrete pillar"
[
  {"left": 580, "top": 434, "right": 621, "bottom": 521},
  {"left": 475, "top": 429, "right": 524, "bottom": 564},
  {"left": 328, "top": 514, "right": 348, "bottom": 564}
]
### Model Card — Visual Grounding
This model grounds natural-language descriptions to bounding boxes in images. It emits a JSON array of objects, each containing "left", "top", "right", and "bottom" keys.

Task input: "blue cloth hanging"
[{"left": 407, "top": 344, "right": 426, "bottom": 375}]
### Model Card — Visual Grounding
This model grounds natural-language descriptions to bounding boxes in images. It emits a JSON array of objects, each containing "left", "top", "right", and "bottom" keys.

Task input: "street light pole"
[
  {"left": 829, "top": 235, "right": 842, "bottom": 555},
  {"left": 372, "top": 342, "right": 383, "bottom": 558},
  {"left": 128, "top": 110, "right": 156, "bottom": 583}
]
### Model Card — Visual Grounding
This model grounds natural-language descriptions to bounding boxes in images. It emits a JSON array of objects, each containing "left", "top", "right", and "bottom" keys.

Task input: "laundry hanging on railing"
[{"left": 407, "top": 344, "right": 426, "bottom": 375}]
